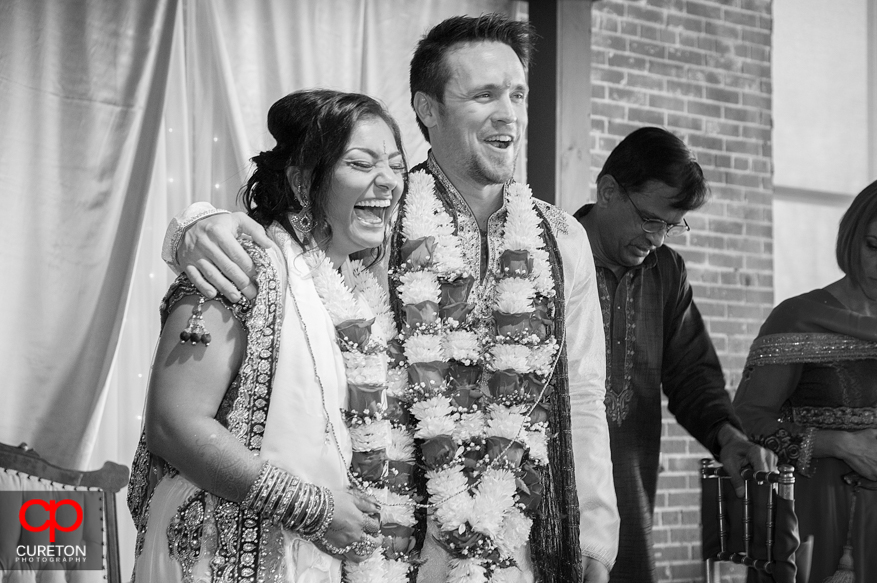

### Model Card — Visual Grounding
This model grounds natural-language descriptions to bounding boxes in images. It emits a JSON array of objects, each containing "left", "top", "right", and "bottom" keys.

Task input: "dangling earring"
[{"left": 290, "top": 183, "right": 315, "bottom": 233}]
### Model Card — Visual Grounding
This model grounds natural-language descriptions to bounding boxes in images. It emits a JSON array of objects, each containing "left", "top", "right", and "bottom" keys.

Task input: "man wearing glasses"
[{"left": 573, "top": 127, "right": 773, "bottom": 583}]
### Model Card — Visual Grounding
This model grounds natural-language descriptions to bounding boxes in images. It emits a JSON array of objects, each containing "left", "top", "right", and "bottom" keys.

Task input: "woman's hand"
[
  {"left": 315, "top": 489, "right": 382, "bottom": 563},
  {"left": 818, "top": 428, "right": 877, "bottom": 480}
]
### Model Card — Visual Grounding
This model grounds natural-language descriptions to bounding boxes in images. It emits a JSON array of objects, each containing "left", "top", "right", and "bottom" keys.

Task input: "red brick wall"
[{"left": 589, "top": 1, "right": 773, "bottom": 581}]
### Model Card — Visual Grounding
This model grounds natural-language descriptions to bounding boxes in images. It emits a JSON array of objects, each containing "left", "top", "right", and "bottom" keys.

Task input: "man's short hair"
[
  {"left": 409, "top": 13, "right": 535, "bottom": 142},
  {"left": 598, "top": 127, "right": 709, "bottom": 212},
  {"left": 836, "top": 179, "right": 877, "bottom": 288}
]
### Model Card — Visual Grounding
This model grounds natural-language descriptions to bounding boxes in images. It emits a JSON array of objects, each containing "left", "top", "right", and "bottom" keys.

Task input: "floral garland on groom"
[{"left": 386, "top": 155, "right": 585, "bottom": 583}]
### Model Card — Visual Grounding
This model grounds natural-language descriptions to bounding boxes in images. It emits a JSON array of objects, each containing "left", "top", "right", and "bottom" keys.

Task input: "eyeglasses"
[{"left": 614, "top": 179, "right": 690, "bottom": 237}]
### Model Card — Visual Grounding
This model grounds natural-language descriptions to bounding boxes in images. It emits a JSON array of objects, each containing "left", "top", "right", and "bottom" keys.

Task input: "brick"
[
  {"left": 742, "top": 60, "right": 770, "bottom": 78},
  {"left": 707, "top": 253, "right": 744, "bottom": 269},
  {"left": 607, "top": 52, "right": 649, "bottom": 71},
  {"left": 594, "top": 2, "right": 625, "bottom": 17},
  {"left": 628, "top": 71, "right": 666, "bottom": 91},
  {"left": 667, "top": 113, "right": 704, "bottom": 132},
  {"left": 669, "top": 561, "right": 706, "bottom": 578},
  {"left": 707, "top": 218, "right": 744, "bottom": 235},
  {"left": 646, "top": 0, "right": 686, "bottom": 10},
  {"left": 751, "top": 43, "right": 770, "bottom": 63},
  {"left": 688, "top": 100, "right": 722, "bottom": 118},
  {"left": 697, "top": 36, "right": 718, "bottom": 53},
  {"left": 608, "top": 120, "right": 644, "bottom": 138},
  {"left": 592, "top": 99, "right": 625, "bottom": 118},
  {"left": 668, "top": 47, "right": 706, "bottom": 66},
  {"left": 723, "top": 105, "right": 760, "bottom": 124},
  {"left": 679, "top": 32, "right": 701, "bottom": 49},
  {"left": 668, "top": 79, "right": 704, "bottom": 98},
  {"left": 650, "top": 60, "right": 688, "bottom": 79},
  {"left": 704, "top": 120, "right": 741, "bottom": 138},
  {"left": 594, "top": 33, "right": 627, "bottom": 52},
  {"left": 741, "top": 0, "right": 771, "bottom": 13},
  {"left": 630, "top": 107, "right": 667, "bottom": 125},
  {"left": 686, "top": 1, "right": 722, "bottom": 20},
  {"left": 630, "top": 39, "right": 667, "bottom": 59},
  {"left": 657, "top": 474, "right": 688, "bottom": 491},
  {"left": 662, "top": 438, "right": 690, "bottom": 454},
  {"left": 628, "top": 3, "right": 668, "bottom": 24},
  {"left": 667, "top": 13, "right": 705, "bottom": 33},
  {"left": 688, "top": 68, "right": 723, "bottom": 86},
  {"left": 620, "top": 20, "right": 639, "bottom": 36},
  {"left": 667, "top": 491, "right": 702, "bottom": 507},
  {"left": 733, "top": 43, "right": 751, "bottom": 59},
  {"left": 650, "top": 94, "right": 686, "bottom": 111},
  {"left": 705, "top": 53, "right": 743, "bottom": 73},
  {"left": 741, "top": 125, "right": 770, "bottom": 141},
  {"left": 654, "top": 545, "right": 692, "bottom": 562},
  {"left": 695, "top": 300, "right": 727, "bottom": 318},
  {"left": 705, "top": 87, "right": 740, "bottom": 104},
  {"left": 725, "top": 234, "right": 766, "bottom": 253},
  {"left": 592, "top": 84, "right": 606, "bottom": 99},
  {"left": 724, "top": 73, "right": 761, "bottom": 92},
  {"left": 725, "top": 139, "right": 761, "bottom": 156},
  {"left": 594, "top": 14, "right": 619, "bottom": 34},
  {"left": 591, "top": 117, "right": 606, "bottom": 134},
  {"left": 688, "top": 133, "right": 723, "bottom": 151},
  {"left": 705, "top": 20, "right": 742, "bottom": 40},
  {"left": 723, "top": 7, "right": 759, "bottom": 28},
  {"left": 608, "top": 86, "right": 648, "bottom": 105},
  {"left": 726, "top": 172, "right": 761, "bottom": 188},
  {"left": 742, "top": 28, "right": 771, "bottom": 46},
  {"left": 733, "top": 157, "right": 749, "bottom": 171}
]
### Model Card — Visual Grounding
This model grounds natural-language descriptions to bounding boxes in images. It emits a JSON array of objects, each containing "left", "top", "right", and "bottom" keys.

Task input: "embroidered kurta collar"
[{"left": 426, "top": 150, "right": 512, "bottom": 222}]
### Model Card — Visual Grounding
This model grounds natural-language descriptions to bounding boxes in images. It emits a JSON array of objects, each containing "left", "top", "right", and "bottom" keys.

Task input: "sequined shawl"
[
  {"left": 127, "top": 242, "right": 285, "bottom": 583},
  {"left": 742, "top": 289, "right": 877, "bottom": 435},
  {"left": 388, "top": 156, "right": 582, "bottom": 583}
]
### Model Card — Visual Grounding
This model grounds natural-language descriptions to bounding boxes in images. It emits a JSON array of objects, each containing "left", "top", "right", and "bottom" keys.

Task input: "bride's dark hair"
[{"left": 240, "top": 89, "right": 406, "bottom": 252}]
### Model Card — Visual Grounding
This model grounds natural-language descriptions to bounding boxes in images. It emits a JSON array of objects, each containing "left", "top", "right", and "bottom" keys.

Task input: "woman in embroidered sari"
[
  {"left": 733, "top": 180, "right": 877, "bottom": 583},
  {"left": 129, "top": 89, "right": 407, "bottom": 582}
]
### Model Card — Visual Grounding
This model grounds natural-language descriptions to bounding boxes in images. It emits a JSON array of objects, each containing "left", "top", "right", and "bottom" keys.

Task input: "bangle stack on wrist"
[{"left": 242, "top": 462, "right": 335, "bottom": 540}]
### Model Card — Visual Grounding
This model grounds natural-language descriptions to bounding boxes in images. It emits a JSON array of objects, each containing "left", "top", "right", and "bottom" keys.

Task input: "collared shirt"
[{"left": 574, "top": 203, "right": 741, "bottom": 583}]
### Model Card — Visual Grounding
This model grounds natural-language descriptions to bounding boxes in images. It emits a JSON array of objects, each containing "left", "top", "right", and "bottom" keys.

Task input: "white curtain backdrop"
[{"left": 0, "top": 1, "right": 518, "bottom": 578}]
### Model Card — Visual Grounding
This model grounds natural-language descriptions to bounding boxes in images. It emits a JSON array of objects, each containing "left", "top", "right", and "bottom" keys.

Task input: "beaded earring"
[
  {"left": 180, "top": 297, "right": 211, "bottom": 346},
  {"left": 290, "top": 182, "right": 315, "bottom": 233},
  {"left": 290, "top": 200, "right": 314, "bottom": 233}
]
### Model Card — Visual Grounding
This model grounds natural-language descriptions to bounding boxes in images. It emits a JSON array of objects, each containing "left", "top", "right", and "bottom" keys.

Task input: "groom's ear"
[{"left": 413, "top": 91, "right": 439, "bottom": 131}]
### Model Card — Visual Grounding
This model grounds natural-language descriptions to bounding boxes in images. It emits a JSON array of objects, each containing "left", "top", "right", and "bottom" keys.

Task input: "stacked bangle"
[{"left": 242, "top": 462, "right": 335, "bottom": 540}]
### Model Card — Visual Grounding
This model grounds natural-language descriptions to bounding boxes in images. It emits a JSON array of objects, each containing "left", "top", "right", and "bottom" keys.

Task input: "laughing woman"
[
  {"left": 733, "top": 181, "right": 877, "bottom": 583},
  {"left": 128, "top": 89, "right": 406, "bottom": 582}
]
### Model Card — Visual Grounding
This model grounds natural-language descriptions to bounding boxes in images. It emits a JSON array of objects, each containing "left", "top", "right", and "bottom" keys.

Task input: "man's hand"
[
  {"left": 717, "top": 423, "right": 777, "bottom": 498},
  {"left": 582, "top": 556, "right": 609, "bottom": 583},
  {"left": 177, "top": 212, "right": 272, "bottom": 302}
]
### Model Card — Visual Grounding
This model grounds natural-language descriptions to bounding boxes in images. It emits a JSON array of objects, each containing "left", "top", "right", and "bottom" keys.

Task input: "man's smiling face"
[{"left": 428, "top": 41, "right": 528, "bottom": 186}]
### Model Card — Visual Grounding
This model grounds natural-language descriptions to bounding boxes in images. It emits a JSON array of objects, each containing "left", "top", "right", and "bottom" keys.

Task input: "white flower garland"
[
  {"left": 302, "top": 247, "right": 414, "bottom": 583},
  {"left": 395, "top": 172, "right": 558, "bottom": 583}
]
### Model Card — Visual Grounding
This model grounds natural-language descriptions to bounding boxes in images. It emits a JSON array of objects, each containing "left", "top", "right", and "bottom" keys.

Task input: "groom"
[{"left": 161, "top": 14, "right": 619, "bottom": 583}]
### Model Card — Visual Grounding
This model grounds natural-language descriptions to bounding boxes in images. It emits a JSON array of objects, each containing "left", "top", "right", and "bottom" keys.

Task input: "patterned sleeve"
[
  {"left": 159, "top": 239, "right": 274, "bottom": 330},
  {"left": 733, "top": 360, "right": 815, "bottom": 475}
]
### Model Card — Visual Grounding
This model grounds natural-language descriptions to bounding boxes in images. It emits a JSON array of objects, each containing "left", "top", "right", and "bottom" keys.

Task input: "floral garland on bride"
[
  {"left": 393, "top": 171, "right": 558, "bottom": 583},
  {"left": 300, "top": 246, "right": 417, "bottom": 583}
]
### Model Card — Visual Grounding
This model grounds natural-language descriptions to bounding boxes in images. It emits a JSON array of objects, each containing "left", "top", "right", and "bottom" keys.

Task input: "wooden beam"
[{"left": 527, "top": 0, "right": 593, "bottom": 212}]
